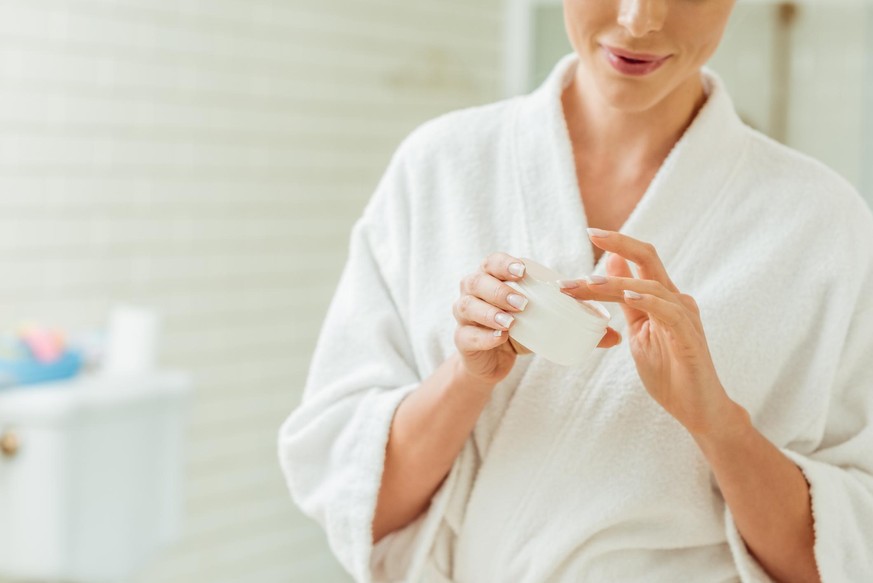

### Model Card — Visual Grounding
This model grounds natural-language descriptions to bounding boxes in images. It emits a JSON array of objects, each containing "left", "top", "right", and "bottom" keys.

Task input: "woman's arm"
[
  {"left": 372, "top": 353, "right": 494, "bottom": 544},
  {"left": 560, "top": 228, "right": 822, "bottom": 583},
  {"left": 693, "top": 403, "right": 818, "bottom": 583}
]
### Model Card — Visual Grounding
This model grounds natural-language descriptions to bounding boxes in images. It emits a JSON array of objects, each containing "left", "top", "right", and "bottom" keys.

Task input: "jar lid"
[{"left": 518, "top": 258, "right": 610, "bottom": 325}]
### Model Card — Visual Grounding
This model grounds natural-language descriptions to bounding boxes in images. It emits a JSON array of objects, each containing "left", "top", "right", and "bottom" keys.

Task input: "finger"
[
  {"left": 566, "top": 279, "right": 691, "bottom": 335},
  {"left": 622, "top": 290, "right": 695, "bottom": 336},
  {"left": 606, "top": 250, "right": 633, "bottom": 279},
  {"left": 459, "top": 271, "right": 529, "bottom": 313},
  {"left": 559, "top": 253, "right": 650, "bottom": 327},
  {"left": 605, "top": 253, "right": 650, "bottom": 330},
  {"left": 577, "top": 275, "right": 680, "bottom": 305},
  {"left": 480, "top": 252, "right": 527, "bottom": 281},
  {"left": 557, "top": 253, "right": 649, "bottom": 329},
  {"left": 586, "top": 229, "right": 679, "bottom": 292},
  {"left": 453, "top": 294, "right": 517, "bottom": 331},
  {"left": 454, "top": 323, "right": 509, "bottom": 354},
  {"left": 597, "top": 326, "right": 622, "bottom": 348}
]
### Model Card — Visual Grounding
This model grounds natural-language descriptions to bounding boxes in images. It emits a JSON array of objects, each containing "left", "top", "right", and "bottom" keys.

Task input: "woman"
[{"left": 279, "top": 1, "right": 873, "bottom": 581}]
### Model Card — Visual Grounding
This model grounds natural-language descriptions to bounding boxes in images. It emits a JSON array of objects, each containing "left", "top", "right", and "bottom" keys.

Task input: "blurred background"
[{"left": 0, "top": 1, "right": 869, "bottom": 582}]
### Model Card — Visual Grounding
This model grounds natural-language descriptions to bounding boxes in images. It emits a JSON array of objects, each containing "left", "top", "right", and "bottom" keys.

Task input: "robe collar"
[{"left": 510, "top": 51, "right": 749, "bottom": 288}]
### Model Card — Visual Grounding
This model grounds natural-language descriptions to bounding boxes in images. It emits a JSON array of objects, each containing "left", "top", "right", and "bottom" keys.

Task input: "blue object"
[{"left": 0, "top": 350, "right": 84, "bottom": 389}]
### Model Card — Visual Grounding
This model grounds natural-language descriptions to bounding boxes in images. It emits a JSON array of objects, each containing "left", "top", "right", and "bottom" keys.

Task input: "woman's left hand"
[{"left": 560, "top": 228, "right": 736, "bottom": 436}]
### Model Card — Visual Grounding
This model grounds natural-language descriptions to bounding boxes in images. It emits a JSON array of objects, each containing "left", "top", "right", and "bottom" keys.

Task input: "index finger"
[
  {"left": 480, "top": 252, "right": 526, "bottom": 280},
  {"left": 586, "top": 228, "right": 679, "bottom": 292}
]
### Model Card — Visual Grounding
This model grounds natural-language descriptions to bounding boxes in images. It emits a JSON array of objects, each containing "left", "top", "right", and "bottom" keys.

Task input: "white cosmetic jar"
[{"left": 505, "top": 258, "right": 610, "bottom": 367}]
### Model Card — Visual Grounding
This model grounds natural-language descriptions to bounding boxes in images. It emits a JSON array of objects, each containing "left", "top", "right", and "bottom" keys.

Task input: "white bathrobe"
[{"left": 278, "top": 52, "right": 873, "bottom": 582}]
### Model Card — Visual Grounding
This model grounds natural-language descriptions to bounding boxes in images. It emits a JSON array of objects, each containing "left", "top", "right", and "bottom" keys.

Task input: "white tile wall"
[
  {"left": 784, "top": 3, "right": 868, "bottom": 195},
  {"left": 0, "top": 1, "right": 503, "bottom": 581},
  {"left": 710, "top": 1, "right": 873, "bottom": 202}
]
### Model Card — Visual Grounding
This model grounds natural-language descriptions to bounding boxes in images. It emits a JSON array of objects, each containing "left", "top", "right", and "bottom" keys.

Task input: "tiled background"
[
  {"left": 0, "top": 1, "right": 502, "bottom": 581},
  {"left": 0, "top": 1, "right": 870, "bottom": 582}
]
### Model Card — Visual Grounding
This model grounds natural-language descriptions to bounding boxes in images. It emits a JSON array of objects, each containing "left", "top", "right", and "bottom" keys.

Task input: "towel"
[{"left": 278, "top": 52, "right": 873, "bottom": 582}]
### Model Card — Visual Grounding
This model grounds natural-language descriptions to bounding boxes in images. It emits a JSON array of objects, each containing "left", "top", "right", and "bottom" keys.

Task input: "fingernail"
[
  {"left": 586, "top": 274, "right": 608, "bottom": 285},
  {"left": 587, "top": 227, "right": 610, "bottom": 238},
  {"left": 624, "top": 290, "right": 642, "bottom": 300},
  {"left": 495, "top": 312, "right": 514, "bottom": 328},
  {"left": 508, "top": 262, "right": 525, "bottom": 277},
  {"left": 507, "top": 293, "right": 528, "bottom": 310},
  {"left": 493, "top": 329, "right": 502, "bottom": 337},
  {"left": 558, "top": 279, "right": 579, "bottom": 289}
]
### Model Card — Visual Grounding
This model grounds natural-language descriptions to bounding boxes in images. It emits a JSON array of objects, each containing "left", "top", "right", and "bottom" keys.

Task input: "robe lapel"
[
  {"left": 511, "top": 52, "right": 750, "bottom": 335},
  {"left": 453, "top": 56, "right": 755, "bottom": 576}
]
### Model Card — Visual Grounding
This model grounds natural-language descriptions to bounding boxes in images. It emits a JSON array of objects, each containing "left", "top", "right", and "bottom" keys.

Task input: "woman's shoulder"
[
  {"left": 394, "top": 95, "right": 522, "bottom": 166},
  {"left": 738, "top": 125, "right": 873, "bottom": 256},
  {"left": 362, "top": 95, "right": 523, "bottom": 233},
  {"left": 741, "top": 126, "right": 866, "bottom": 209}
]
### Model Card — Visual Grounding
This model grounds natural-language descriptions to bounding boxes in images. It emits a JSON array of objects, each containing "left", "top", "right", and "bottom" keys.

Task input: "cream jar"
[{"left": 505, "top": 258, "right": 610, "bottom": 367}]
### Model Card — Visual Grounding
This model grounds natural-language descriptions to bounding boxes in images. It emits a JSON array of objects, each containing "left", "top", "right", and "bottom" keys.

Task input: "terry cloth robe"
[{"left": 278, "top": 52, "right": 873, "bottom": 583}]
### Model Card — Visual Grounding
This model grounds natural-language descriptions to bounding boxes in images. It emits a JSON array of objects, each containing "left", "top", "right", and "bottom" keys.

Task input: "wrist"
[
  {"left": 691, "top": 397, "right": 752, "bottom": 454},
  {"left": 450, "top": 354, "right": 496, "bottom": 397}
]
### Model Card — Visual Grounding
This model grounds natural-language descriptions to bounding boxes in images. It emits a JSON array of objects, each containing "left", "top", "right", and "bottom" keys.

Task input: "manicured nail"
[
  {"left": 507, "top": 293, "right": 528, "bottom": 310},
  {"left": 493, "top": 329, "right": 502, "bottom": 337},
  {"left": 508, "top": 262, "right": 525, "bottom": 277},
  {"left": 624, "top": 290, "right": 642, "bottom": 300},
  {"left": 558, "top": 279, "right": 579, "bottom": 289},
  {"left": 495, "top": 312, "right": 514, "bottom": 328},
  {"left": 587, "top": 227, "right": 610, "bottom": 238},
  {"left": 586, "top": 274, "right": 608, "bottom": 285}
]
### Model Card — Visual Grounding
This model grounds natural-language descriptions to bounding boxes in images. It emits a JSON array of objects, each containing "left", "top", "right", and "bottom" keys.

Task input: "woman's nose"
[{"left": 617, "top": 0, "right": 668, "bottom": 37}]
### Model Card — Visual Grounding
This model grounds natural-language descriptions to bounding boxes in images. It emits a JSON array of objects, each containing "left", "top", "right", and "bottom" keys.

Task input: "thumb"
[{"left": 597, "top": 326, "right": 622, "bottom": 348}]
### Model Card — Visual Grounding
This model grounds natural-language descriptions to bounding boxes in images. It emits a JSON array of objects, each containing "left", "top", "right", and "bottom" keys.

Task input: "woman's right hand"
[
  {"left": 451, "top": 253, "right": 534, "bottom": 386},
  {"left": 452, "top": 252, "right": 623, "bottom": 387}
]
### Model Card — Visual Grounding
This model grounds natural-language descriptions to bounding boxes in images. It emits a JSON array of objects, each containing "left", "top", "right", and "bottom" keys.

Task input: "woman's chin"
[
  {"left": 595, "top": 80, "right": 664, "bottom": 113},
  {"left": 581, "top": 65, "right": 656, "bottom": 111}
]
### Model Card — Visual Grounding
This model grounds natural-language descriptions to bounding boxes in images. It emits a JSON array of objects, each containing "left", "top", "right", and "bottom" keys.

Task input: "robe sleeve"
[
  {"left": 277, "top": 137, "right": 448, "bottom": 582},
  {"left": 725, "top": 265, "right": 873, "bottom": 582}
]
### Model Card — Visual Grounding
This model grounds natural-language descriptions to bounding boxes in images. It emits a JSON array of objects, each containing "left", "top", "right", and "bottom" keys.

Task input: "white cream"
[{"left": 506, "top": 258, "right": 610, "bottom": 367}]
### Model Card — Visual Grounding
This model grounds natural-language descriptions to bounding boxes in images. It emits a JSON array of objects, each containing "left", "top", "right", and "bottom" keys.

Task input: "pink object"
[{"left": 19, "top": 326, "right": 65, "bottom": 363}]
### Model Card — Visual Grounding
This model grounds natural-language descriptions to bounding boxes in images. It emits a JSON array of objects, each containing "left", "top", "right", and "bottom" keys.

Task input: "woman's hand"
[
  {"left": 559, "top": 229, "right": 736, "bottom": 436},
  {"left": 453, "top": 252, "right": 621, "bottom": 387}
]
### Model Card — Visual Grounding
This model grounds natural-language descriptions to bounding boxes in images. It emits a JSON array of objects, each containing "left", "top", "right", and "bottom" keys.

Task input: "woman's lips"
[{"left": 601, "top": 45, "right": 671, "bottom": 77}]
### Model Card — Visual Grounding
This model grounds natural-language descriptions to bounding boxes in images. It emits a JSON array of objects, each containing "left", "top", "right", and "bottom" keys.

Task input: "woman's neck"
[{"left": 562, "top": 64, "right": 708, "bottom": 174}]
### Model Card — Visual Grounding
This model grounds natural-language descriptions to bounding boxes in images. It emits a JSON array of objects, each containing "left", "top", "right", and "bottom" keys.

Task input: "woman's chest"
[
  {"left": 452, "top": 346, "right": 728, "bottom": 581},
  {"left": 577, "top": 176, "right": 650, "bottom": 264}
]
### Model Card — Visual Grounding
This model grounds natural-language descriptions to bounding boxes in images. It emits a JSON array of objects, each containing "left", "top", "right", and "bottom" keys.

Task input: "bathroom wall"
[
  {"left": 0, "top": 1, "right": 503, "bottom": 581},
  {"left": 708, "top": 1, "right": 872, "bottom": 203},
  {"left": 864, "top": 4, "right": 873, "bottom": 197}
]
